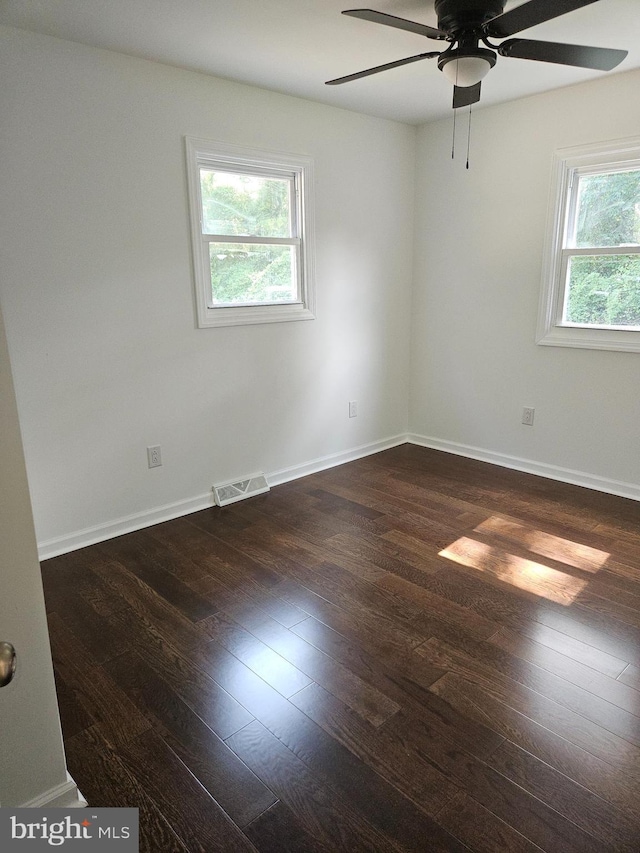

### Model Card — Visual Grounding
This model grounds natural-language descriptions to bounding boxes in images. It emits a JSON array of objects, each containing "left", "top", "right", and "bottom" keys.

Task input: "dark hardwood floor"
[{"left": 40, "top": 445, "right": 640, "bottom": 852}]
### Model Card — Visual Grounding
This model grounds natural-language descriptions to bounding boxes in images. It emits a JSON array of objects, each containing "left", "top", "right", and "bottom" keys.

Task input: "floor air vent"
[{"left": 212, "top": 473, "right": 270, "bottom": 507}]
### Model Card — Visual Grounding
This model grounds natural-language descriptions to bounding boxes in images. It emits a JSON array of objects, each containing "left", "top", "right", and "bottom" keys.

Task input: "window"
[
  {"left": 185, "top": 138, "right": 315, "bottom": 328},
  {"left": 537, "top": 137, "right": 640, "bottom": 352}
]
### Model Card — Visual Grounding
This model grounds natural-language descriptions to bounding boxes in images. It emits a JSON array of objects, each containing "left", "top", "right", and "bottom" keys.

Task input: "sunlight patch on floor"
[
  {"left": 439, "top": 536, "right": 588, "bottom": 606},
  {"left": 473, "top": 516, "right": 610, "bottom": 573}
]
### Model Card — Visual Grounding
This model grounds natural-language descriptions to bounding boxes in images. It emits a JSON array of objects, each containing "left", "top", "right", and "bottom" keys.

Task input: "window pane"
[
  {"left": 209, "top": 243, "right": 297, "bottom": 306},
  {"left": 200, "top": 169, "right": 291, "bottom": 237},
  {"left": 575, "top": 170, "right": 640, "bottom": 248},
  {"left": 564, "top": 254, "right": 640, "bottom": 328}
]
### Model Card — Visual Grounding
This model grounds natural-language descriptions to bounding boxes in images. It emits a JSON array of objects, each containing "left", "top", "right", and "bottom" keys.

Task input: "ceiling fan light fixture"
[{"left": 438, "top": 48, "right": 496, "bottom": 87}]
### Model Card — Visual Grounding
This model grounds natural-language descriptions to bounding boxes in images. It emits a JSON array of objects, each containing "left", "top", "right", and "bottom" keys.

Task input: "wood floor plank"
[
  {"left": 496, "top": 619, "right": 629, "bottom": 678},
  {"left": 225, "top": 513, "right": 413, "bottom": 596},
  {"left": 289, "top": 681, "right": 460, "bottom": 816},
  {"left": 152, "top": 518, "right": 312, "bottom": 627},
  {"left": 375, "top": 571, "right": 500, "bottom": 641},
  {"left": 219, "top": 604, "right": 400, "bottom": 727},
  {"left": 215, "top": 506, "right": 325, "bottom": 563},
  {"left": 463, "top": 524, "right": 640, "bottom": 612},
  {"left": 90, "top": 555, "right": 205, "bottom": 651},
  {"left": 430, "top": 672, "right": 640, "bottom": 819},
  {"left": 359, "top": 467, "right": 489, "bottom": 520},
  {"left": 439, "top": 535, "right": 589, "bottom": 606},
  {"left": 244, "top": 802, "right": 331, "bottom": 853},
  {"left": 290, "top": 616, "right": 503, "bottom": 758},
  {"left": 309, "top": 474, "right": 487, "bottom": 532},
  {"left": 418, "top": 637, "right": 640, "bottom": 778},
  {"left": 530, "top": 602, "right": 640, "bottom": 662},
  {"left": 364, "top": 501, "right": 463, "bottom": 550},
  {"left": 225, "top": 720, "right": 402, "bottom": 853},
  {"left": 381, "top": 527, "right": 456, "bottom": 570},
  {"left": 40, "top": 445, "right": 640, "bottom": 852},
  {"left": 226, "top": 720, "right": 468, "bottom": 853},
  {"left": 46, "top": 612, "right": 150, "bottom": 746},
  {"left": 272, "top": 575, "right": 426, "bottom": 655},
  {"left": 419, "top": 623, "right": 640, "bottom": 744},
  {"left": 448, "top": 561, "right": 640, "bottom": 664},
  {"left": 324, "top": 529, "right": 443, "bottom": 581},
  {"left": 109, "top": 526, "right": 209, "bottom": 584},
  {"left": 99, "top": 532, "right": 218, "bottom": 621},
  {"left": 47, "top": 589, "right": 131, "bottom": 665},
  {"left": 247, "top": 523, "right": 392, "bottom": 584},
  {"left": 103, "top": 607, "right": 255, "bottom": 741},
  {"left": 435, "top": 791, "right": 546, "bottom": 853},
  {"left": 211, "top": 492, "right": 362, "bottom": 545},
  {"left": 154, "top": 515, "right": 284, "bottom": 588},
  {"left": 185, "top": 514, "right": 285, "bottom": 588},
  {"left": 383, "top": 710, "right": 610, "bottom": 853},
  {"left": 189, "top": 570, "right": 310, "bottom": 627},
  {"left": 275, "top": 487, "right": 392, "bottom": 532},
  {"left": 42, "top": 549, "right": 129, "bottom": 617},
  {"left": 423, "top": 562, "right": 547, "bottom": 627},
  {"left": 64, "top": 725, "right": 191, "bottom": 853},
  {"left": 473, "top": 515, "right": 613, "bottom": 574},
  {"left": 103, "top": 651, "right": 277, "bottom": 828},
  {"left": 576, "top": 586, "right": 640, "bottom": 630},
  {"left": 52, "top": 669, "right": 95, "bottom": 740},
  {"left": 199, "top": 612, "right": 314, "bottom": 699},
  {"left": 491, "top": 626, "right": 640, "bottom": 717},
  {"left": 119, "top": 730, "right": 259, "bottom": 852},
  {"left": 193, "top": 638, "right": 469, "bottom": 853},
  {"left": 308, "top": 487, "right": 386, "bottom": 520},
  {"left": 305, "top": 559, "right": 424, "bottom": 627},
  {"left": 488, "top": 738, "right": 640, "bottom": 852}
]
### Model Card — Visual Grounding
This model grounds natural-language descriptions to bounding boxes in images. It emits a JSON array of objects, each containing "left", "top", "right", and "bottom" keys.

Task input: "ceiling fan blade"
[
  {"left": 485, "top": 0, "right": 600, "bottom": 38},
  {"left": 453, "top": 82, "right": 481, "bottom": 109},
  {"left": 342, "top": 9, "right": 447, "bottom": 40},
  {"left": 498, "top": 38, "right": 627, "bottom": 71},
  {"left": 326, "top": 51, "right": 440, "bottom": 85}
]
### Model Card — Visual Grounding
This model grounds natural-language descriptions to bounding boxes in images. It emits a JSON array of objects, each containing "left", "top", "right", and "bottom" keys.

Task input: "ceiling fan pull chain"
[
  {"left": 466, "top": 104, "right": 472, "bottom": 170},
  {"left": 452, "top": 59, "right": 459, "bottom": 160},
  {"left": 452, "top": 107, "right": 457, "bottom": 160}
]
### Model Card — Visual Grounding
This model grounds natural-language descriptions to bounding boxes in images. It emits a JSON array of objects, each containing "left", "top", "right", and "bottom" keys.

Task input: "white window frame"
[
  {"left": 185, "top": 137, "right": 316, "bottom": 328},
  {"left": 537, "top": 136, "right": 640, "bottom": 353}
]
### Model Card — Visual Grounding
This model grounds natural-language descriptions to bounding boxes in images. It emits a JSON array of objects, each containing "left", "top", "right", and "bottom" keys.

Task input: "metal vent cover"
[{"left": 212, "top": 473, "right": 270, "bottom": 507}]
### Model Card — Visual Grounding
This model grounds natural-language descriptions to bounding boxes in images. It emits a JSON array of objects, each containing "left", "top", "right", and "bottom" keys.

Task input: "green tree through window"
[
  {"left": 200, "top": 170, "right": 296, "bottom": 306},
  {"left": 565, "top": 169, "right": 640, "bottom": 328}
]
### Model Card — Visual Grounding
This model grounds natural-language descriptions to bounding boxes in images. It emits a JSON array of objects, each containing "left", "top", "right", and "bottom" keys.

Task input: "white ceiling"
[{"left": 1, "top": 0, "right": 638, "bottom": 124}]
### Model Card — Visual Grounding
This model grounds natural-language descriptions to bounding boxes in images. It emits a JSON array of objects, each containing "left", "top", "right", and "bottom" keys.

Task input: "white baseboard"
[
  {"left": 39, "top": 432, "right": 638, "bottom": 560},
  {"left": 408, "top": 434, "right": 640, "bottom": 503},
  {"left": 37, "top": 434, "right": 407, "bottom": 560},
  {"left": 21, "top": 773, "right": 87, "bottom": 809},
  {"left": 268, "top": 434, "right": 407, "bottom": 487},
  {"left": 38, "top": 492, "right": 215, "bottom": 560}
]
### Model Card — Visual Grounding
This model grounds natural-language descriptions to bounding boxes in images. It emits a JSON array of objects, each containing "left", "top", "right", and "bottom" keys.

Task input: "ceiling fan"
[{"left": 326, "top": 0, "right": 628, "bottom": 109}]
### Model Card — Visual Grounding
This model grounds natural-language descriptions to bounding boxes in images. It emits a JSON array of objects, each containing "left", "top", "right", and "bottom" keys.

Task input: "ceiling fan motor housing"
[{"left": 434, "top": 0, "right": 505, "bottom": 36}]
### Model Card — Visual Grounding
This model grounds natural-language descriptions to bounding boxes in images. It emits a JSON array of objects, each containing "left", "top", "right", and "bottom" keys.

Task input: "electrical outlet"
[
  {"left": 522, "top": 407, "right": 535, "bottom": 426},
  {"left": 349, "top": 400, "right": 358, "bottom": 418},
  {"left": 147, "top": 445, "right": 162, "bottom": 468}
]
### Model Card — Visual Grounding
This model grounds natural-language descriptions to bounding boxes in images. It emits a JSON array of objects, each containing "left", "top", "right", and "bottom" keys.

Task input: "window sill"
[
  {"left": 198, "top": 302, "right": 315, "bottom": 328},
  {"left": 536, "top": 324, "right": 640, "bottom": 353}
]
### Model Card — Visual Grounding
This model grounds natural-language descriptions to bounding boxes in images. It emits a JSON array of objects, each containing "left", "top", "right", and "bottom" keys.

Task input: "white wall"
[
  {"left": 0, "top": 27, "right": 415, "bottom": 555},
  {"left": 410, "top": 69, "right": 640, "bottom": 497}
]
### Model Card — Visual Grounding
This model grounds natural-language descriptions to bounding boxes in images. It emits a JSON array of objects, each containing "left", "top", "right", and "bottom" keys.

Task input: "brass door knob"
[{"left": 0, "top": 642, "right": 16, "bottom": 687}]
